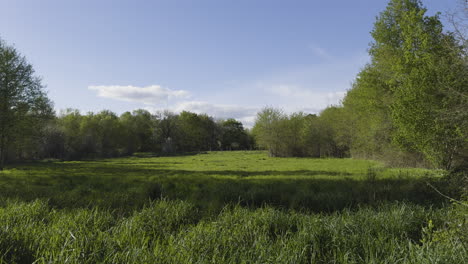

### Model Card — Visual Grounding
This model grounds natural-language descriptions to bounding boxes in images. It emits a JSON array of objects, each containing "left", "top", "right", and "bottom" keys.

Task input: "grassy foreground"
[{"left": 0, "top": 151, "right": 466, "bottom": 263}]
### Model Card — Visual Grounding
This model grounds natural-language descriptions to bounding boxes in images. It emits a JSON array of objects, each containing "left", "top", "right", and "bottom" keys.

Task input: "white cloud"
[{"left": 88, "top": 85, "right": 189, "bottom": 105}]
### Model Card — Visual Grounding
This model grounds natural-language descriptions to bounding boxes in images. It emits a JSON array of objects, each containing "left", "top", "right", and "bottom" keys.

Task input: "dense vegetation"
[
  {"left": 0, "top": 41, "right": 252, "bottom": 165},
  {"left": 253, "top": 0, "right": 467, "bottom": 170},
  {"left": 0, "top": 0, "right": 467, "bottom": 263},
  {"left": 1, "top": 199, "right": 465, "bottom": 264},
  {"left": 1, "top": 106, "right": 254, "bottom": 164},
  {"left": 0, "top": 152, "right": 466, "bottom": 263}
]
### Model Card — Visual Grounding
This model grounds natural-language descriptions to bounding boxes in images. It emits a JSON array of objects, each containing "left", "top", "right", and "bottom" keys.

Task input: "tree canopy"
[{"left": 0, "top": 38, "right": 53, "bottom": 169}]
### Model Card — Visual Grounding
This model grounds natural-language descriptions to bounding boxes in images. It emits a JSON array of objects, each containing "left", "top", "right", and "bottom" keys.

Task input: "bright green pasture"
[{"left": 0, "top": 151, "right": 445, "bottom": 213}]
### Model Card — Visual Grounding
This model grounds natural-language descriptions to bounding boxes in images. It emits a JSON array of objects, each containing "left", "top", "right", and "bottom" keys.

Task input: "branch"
[{"left": 426, "top": 182, "right": 468, "bottom": 207}]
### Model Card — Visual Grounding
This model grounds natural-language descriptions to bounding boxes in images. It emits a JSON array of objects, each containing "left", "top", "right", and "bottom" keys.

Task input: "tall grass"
[{"left": 0, "top": 199, "right": 465, "bottom": 263}]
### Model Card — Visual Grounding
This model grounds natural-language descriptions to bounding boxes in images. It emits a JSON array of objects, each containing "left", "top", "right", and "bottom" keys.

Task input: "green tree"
[
  {"left": 57, "top": 109, "right": 83, "bottom": 159},
  {"left": 40, "top": 121, "right": 65, "bottom": 159},
  {"left": 198, "top": 113, "right": 219, "bottom": 151},
  {"left": 317, "top": 107, "right": 350, "bottom": 158},
  {"left": 341, "top": 65, "right": 393, "bottom": 159},
  {"left": 177, "top": 111, "right": 204, "bottom": 152},
  {"left": 95, "top": 110, "right": 123, "bottom": 157},
  {"left": 284, "top": 112, "right": 307, "bottom": 157},
  {"left": 252, "top": 107, "right": 287, "bottom": 157},
  {"left": 220, "top": 119, "right": 249, "bottom": 150},
  {"left": 0, "top": 38, "right": 53, "bottom": 169},
  {"left": 155, "top": 111, "right": 180, "bottom": 154},
  {"left": 176, "top": 111, "right": 218, "bottom": 152},
  {"left": 120, "top": 109, "right": 157, "bottom": 153},
  {"left": 370, "top": 0, "right": 467, "bottom": 169},
  {"left": 252, "top": 108, "right": 308, "bottom": 157}
]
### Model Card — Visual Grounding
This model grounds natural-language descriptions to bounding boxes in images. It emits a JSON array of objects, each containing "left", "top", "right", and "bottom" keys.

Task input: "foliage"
[
  {"left": 252, "top": 0, "right": 467, "bottom": 169},
  {"left": 252, "top": 108, "right": 350, "bottom": 158},
  {"left": 252, "top": 107, "right": 288, "bottom": 157},
  {"left": 219, "top": 118, "right": 251, "bottom": 150},
  {"left": 369, "top": 0, "right": 467, "bottom": 169},
  {"left": 34, "top": 109, "right": 254, "bottom": 160},
  {"left": 341, "top": 65, "right": 393, "bottom": 159},
  {"left": 0, "top": 38, "right": 53, "bottom": 169}
]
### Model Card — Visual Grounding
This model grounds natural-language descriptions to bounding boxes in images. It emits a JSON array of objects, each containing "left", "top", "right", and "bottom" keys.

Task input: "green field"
[{"left": 0, "top": 151, "right": 466, "bottom": 263}]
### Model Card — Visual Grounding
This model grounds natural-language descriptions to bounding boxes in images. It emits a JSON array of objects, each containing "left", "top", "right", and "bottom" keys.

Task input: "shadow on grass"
[
  {"left": 3, "top": 161, "right": 354, "bottom": 179},
  {"left": 0, "top": 161, "right": 454, "bottom": 214},
  {"left": 0, "top": 230, "right": 36, "bottom": 264},
  {"left": 0, "top": 168, "right": 452, "bottom": 215},
  {"left": 150, "top": 176, "right": 449, "bottom": 212}
]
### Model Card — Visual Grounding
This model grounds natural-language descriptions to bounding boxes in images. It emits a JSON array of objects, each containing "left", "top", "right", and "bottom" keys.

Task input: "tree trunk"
[
  {"left": 0, "top": 153, "right": 4, "bottom": 171},
  {"left": 0, "top": 134, "right": 5, "bottom": 171}
]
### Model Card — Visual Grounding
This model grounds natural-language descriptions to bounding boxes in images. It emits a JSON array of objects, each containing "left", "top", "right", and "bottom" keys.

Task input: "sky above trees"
[{"left": 0, "top": 0, "right": 459, "bottom": 126}]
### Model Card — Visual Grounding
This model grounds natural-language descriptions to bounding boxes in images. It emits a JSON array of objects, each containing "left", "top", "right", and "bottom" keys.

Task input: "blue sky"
[{"left": 0, "top": 0, "right": 459, "bottom": 126}]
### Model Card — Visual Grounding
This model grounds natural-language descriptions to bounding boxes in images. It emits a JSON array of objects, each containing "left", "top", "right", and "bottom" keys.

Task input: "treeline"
[
  {"left": 10, "top": 109, "right": 254, "bottom": 161},
  {"left": 253, "top": 0, "right": 467, "bottom": 170},
  {"left": 0, "top": 40, "right": 254, "bottom": 168},
  {"left": 0, "top": 37, "right": 253, "bottom": 166},
  {"left": 252, "top": 108, "right": 349, "bottom": 158}
]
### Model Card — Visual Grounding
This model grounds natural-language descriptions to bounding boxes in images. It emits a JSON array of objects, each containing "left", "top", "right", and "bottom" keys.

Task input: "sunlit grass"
[{"left": 0, "top": 151, "right": 445, "bottom": 213}]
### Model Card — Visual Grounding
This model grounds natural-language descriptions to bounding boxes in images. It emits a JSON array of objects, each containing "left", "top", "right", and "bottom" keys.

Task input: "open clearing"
[{"left": 1, "top": 151, "right": 442, "bottom": 212}]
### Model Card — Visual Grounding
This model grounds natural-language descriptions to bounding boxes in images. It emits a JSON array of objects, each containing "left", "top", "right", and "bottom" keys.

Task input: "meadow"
[{"left": 0, "top": 151, "right": 466, "bottom": 263}]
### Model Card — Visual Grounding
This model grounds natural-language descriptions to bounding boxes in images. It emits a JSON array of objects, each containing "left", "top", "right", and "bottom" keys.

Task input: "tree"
[
  {"left": 252, "top": 108, "right": 309, "bottom": 157},
  {"left": 0, "top": 38, "right": 53, "bottom": 170},
  {"left": 252, "top": 107, "right": 287, "bottom": 157},
  {"left": 94, "top": 110, "right": 123, "bottom": 157},
  {"left": 317, "top": 107, "right": 350, "bottom": 158},
  {"left": 155, "top": 111, "right": 180, "bottom": 154},
  {"left": 283, "top": 112, "right": 307, "bottom": 157},
  {"left": 301, "top": 114, "right": 322, "bottom": 157},
  {"left": 120, "top": 109, "right": 157, "bottom": 154},
  {"left": 341, "top": 65, "right": 393, "bottom": 159},
  {"left": 219, "top": 119, "right": 248, "bottom": 150},
  {"left": 177, "top": 111, "right": 203, "bottom": 152},
  {"left": 443, "top": 1, "right": 468, "bottom": 168},
  {"left": 176, "top": 111, "right": 218, "bottom": 152},
  {"left": 40, "top": 121, "right": 65, "bottom": 159},
  {"left": 57, "top": 109, "right": 84, "bottom": 159},
  {"left": 363, "top": 0, "right": 467, "bottom": 169}
]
